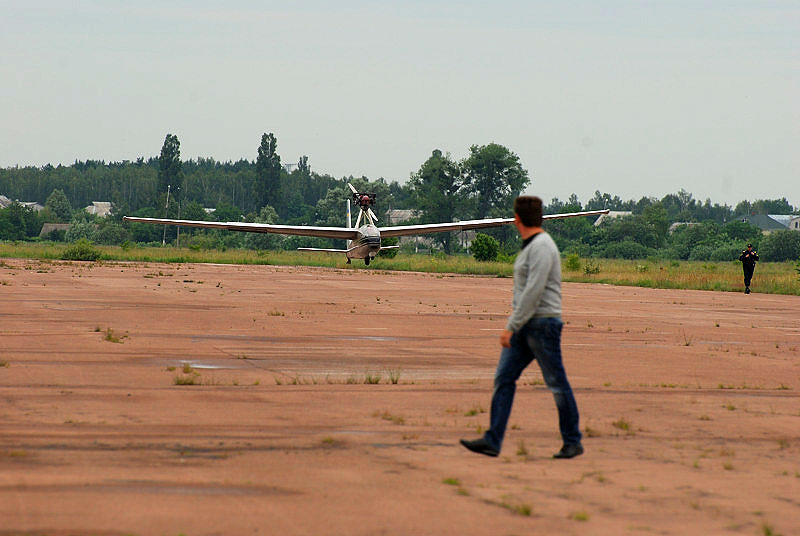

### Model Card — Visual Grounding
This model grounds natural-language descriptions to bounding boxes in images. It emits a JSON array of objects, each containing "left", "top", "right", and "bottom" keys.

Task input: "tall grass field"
[{"left": 1, "top": 242, "right": 798, "bottom": 295}]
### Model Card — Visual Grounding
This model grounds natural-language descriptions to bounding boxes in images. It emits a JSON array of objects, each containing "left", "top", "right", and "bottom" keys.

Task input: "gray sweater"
[{"left": 505, "top": 232, "right": 562, "bottom": 332}]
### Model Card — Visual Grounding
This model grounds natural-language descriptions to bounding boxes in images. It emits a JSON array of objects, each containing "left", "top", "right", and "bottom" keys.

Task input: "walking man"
[
  {"left": 460, "top": 196, "right": 583, "bottom": 459},
  {"left": 738, "top": 243, "right": 759, "bottom": 294}
]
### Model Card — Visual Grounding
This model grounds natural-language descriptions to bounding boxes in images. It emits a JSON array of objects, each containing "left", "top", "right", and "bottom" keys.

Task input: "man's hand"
[{"left": 500, "top": 329, "right": 514, "bottom": 348}]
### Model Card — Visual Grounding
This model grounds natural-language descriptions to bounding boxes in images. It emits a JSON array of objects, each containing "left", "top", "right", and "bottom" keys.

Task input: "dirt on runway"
[{"left": 1, "top": 258, "right": 798, "bottom": 536}]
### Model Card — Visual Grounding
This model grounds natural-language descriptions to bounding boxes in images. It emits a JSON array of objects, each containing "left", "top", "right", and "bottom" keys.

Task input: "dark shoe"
[
  {"left": 553, "top": 443, "right": 584, "bottom": 459},
  {"left": 745, "top": 287, "right": 751, "bottom": 294},
  {"left": 460, "top": 438, "right": 499, "bottom": 457}
]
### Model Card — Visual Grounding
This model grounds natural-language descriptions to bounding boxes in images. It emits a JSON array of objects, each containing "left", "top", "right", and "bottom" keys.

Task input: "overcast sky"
[{"left": 1, "top": 1, "right": 798, "bottom": 207}]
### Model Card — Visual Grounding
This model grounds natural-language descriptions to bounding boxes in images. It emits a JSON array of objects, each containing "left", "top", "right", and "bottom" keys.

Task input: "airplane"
[{"left": 123, "top": 184, "right": 609, "bottom": 265}]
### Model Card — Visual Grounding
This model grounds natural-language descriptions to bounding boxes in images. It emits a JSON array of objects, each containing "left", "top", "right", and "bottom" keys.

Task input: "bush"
[
  {"left": 379, "top": 237, "right": 399, "bottom": 258},
  {"left": 471, "top": 233, "right": 499, "bottom": 262},
  {"left": 688, "top": 244, "right": 715, "bottom": 261},
  {"left": 564, "top": 253, "right": 581, "bottom": 271},
  {"left": 603, "top": 240, "right": 650, "bottom": 259},
  {"left": 759, "top": 230, "right": 800, "bottom": 262},
  {"left": 65, "top": 221, "right": 96, "bottom": 243},
  {"left": 709, "top": 242, "right": 745, "bottom": 262},
  {"left": 62, "top": 238, "right": 101, "bottom": 261},
  {"left": 93, "top": 223, "right": 129, "bottom": 245}
]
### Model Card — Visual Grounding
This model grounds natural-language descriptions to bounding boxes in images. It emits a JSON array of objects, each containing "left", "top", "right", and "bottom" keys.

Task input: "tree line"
[{"left": 1, "top": 132, "right": 798, "bottom": 261}]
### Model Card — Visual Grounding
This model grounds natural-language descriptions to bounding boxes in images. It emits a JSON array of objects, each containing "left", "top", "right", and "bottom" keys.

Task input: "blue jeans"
[{"left": 484, "top": 317, "right": 582, "bottom": 451}]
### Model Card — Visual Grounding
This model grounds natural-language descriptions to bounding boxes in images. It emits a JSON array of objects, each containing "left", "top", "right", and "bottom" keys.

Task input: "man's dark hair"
[{"left": 514, "top": 196, "right": 543, "bottom": 227}]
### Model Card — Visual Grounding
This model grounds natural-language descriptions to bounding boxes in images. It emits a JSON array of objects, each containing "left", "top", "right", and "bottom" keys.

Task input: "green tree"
[
  {"left": 255, "top": 133, "right": 281, "bottom": 210},
  {"left": 157, "top": 134, "right": 182, "bottom": 194},
  {"left": 0, "top": 202, "right": 40, "bottom": 240},
  {"left": 45, "top": 189, "right": 72, "bottom": 222},
  {"left": 463, "top": 143, "right": 529, "bottom": 219},
  {"left": 759, "top": 230, "right": 800, "bottom": 262},
  {"left": 65, "top": 221, "right": 96, "bottom": 242},
  {"left": 409, "top": 150, "right": 464, "bottom": 252},
  {"left": 471, "top": 233, "right": 499, "bottom": 261},
  {"left": 244, "top": 205, "right": 283, "bottom": 250}
]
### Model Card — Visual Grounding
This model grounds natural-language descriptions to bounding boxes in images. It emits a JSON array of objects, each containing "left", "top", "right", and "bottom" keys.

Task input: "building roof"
[
  {"left": 593, "top": 211, "right": 632, "bottom": 226},
  {"left": 39, "top": 223, "right": 71, "bottom": 237},
  {"left": 668, "top": 222, "right": 701, "bottom": 233},
  {"left": 20, "top": 201, "right": 44, "bottom": 212},
  {"left": 84, "top": 201, "right": 112, "bottom": 217},
  {"left": 745, "top": 214, "right": 791, "bottom": 231},
  {"left": 385, "top": 209, "right": 419, "bottom": 225}
]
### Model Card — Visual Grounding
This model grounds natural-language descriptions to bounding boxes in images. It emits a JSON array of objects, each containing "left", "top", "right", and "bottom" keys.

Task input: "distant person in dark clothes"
[
  {"left": 460, "top": 196, "right": 583, "bottom": 460},
  {"left": 738, "top": 243, "right": 759, "bottom": 294}
]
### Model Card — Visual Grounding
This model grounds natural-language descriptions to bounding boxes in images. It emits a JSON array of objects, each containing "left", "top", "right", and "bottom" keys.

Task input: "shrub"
[
  {"left": 564, "top": 253, "right": 581, "bottom": 271},
  {"left": 709, "top": 242, "right": 745, "bottom": 262},
  {"left": 65, "top": 221, "right": 96, "bottom": 243},
  {"left": 688, "top": 244, "right": 714, "bottom": 261},
  {"left": 759, "top": 230, "right": 800, "bottom": 262},
  {"left": 604, "top": 240, "right": 650, "bottom": 259},
  {"left": 379, "top": 237, "right": 399, "bottom": 258},
  {"left": 93, "top": 223, "right": 129, "bottom": 245},
  {"left": 62, "top": 238, "right": 101, "bottom": 261},
  {"left": 471, "top": 233, "right": 499, "bottom": 262}
]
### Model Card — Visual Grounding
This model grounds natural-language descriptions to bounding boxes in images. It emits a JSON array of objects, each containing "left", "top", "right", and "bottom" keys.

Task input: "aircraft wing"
[
  {"left": 378, "top": 209, "right": 608, "bottom": 238},
  {"left": 123, "top": 217, "right": 360, "bottom": 240}
]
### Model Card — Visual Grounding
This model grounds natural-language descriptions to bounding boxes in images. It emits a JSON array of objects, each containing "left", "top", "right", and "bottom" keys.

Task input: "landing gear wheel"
[{"left": 364, "top": 257, "right": 371, "bottom": 266}]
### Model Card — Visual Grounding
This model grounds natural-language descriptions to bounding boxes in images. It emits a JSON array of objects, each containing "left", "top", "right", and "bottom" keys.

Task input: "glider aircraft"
[{"left": 123, "top": 184, "right": 609, "bottom": 265}]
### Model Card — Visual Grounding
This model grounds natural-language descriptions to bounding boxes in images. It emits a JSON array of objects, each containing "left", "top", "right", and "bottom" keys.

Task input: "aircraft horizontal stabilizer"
[{"left": 296, "top": 247, "right": 351, "bottom": 253}]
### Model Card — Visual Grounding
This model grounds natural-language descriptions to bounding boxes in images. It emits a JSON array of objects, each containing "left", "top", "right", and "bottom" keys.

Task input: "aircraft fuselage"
[{"left": 347, "top": 224, "right": 382, "bottom": 262}]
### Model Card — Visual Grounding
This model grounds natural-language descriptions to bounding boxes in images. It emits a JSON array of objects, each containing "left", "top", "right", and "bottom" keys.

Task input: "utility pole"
[
  {"left": 176, "top": 187, "right": 181, "bottom": 248},
  {"left": 162, "top": 184, "right": 170, "bottom": 246}
]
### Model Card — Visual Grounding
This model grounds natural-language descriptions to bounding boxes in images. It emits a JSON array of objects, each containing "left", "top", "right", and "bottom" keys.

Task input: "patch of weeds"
[
  {"left": 516, "top": 440, "right": 529, "bottom": 458},
  {"left": 363, "top": 372, "right": 382, "bottom": 384},
  {"left": 570, "top": 510, "right": 590, "bottom": 522},
  {"left": 274, "top": 376, "right": 283, "bottom": 385},
  {"left": 182, "top": 363, "right": 194, "bottom": 374},
  {"left": 494, "top": 501, "right": 532, "bottom": 517},
  {"left": 165, "top": 366, "right": 176, "bottom": 372},
  {"left": 268, "top": 310, "right": 285, "bottom": 316},
  {"left": 0, "top": 360, "right": 9, "bottom": 368},
  {"left": 723, "top": 403, "right": 736, "bottom": 411},
  {"left": 456, "top": 487, "right": 470, "bottom": 496},
  {"left": 761, "top": 522, "right": 783, "bottom": 536},
  {"left": 584, "top": 426, "right": 600, "bottom": 438},
  {"left": 174, "top": 372, "right": 200, "bottom": 385},
  {"left": 464, "top": 404, "right": 485, "bottom": 417},
  {"left": 723, "top": 462, "right": 734, "bottom": 471},
  {"left": 680, "top": 329, "right": 693, "bottom": 346},
  {"left": 583, "top": 259, "right": 600, "bottom": 275},
  {"left": 612, "top": 418, "right": 632, "bottom": 433},
  {"left": 386, "top": 368, "right": 402, "bottom": 384},
  {"left": 103, "top": 328, "right": 128, "bottom": 343},
  {"left": 374, "top": 410, "right": 404, "bottom": 425},
  {"left": 586, "top": 320, "right": 594, "bottom": 328},
  {"left": 442, "top": 477, "right": 461, "bottom": 486},
  {"left": 777, "top": 438, "right": 790, "bottom": 450},
  {"left": 320, "top": 436, "right": 338, "bottom": 448}
]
